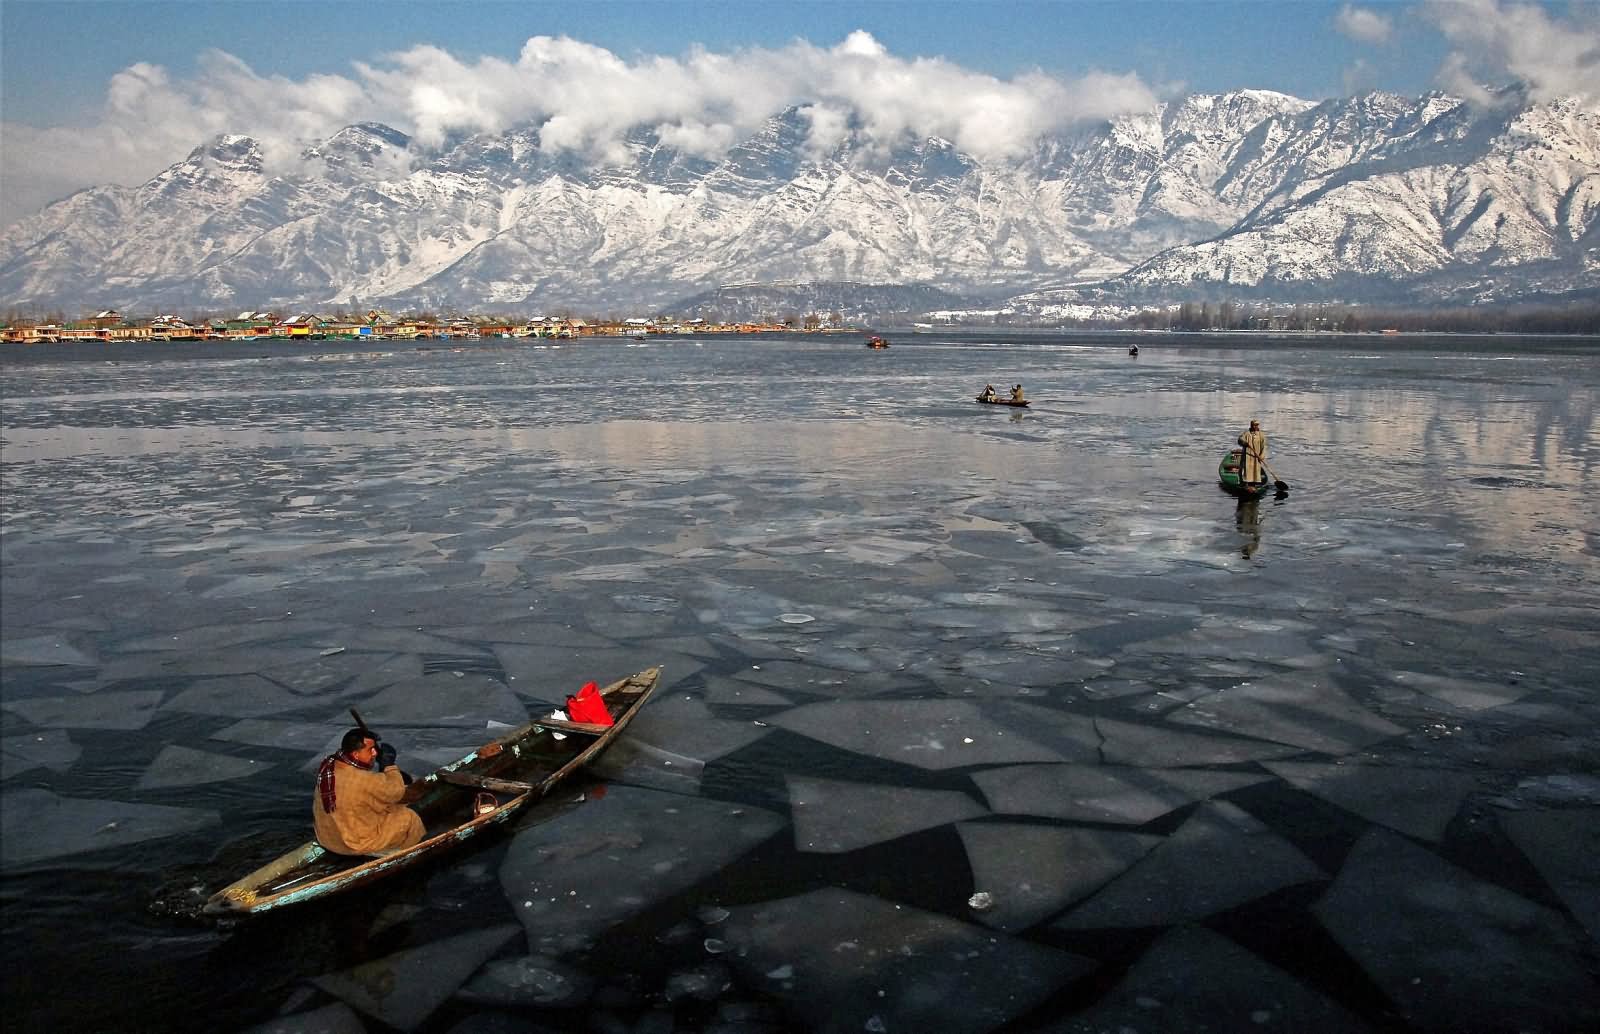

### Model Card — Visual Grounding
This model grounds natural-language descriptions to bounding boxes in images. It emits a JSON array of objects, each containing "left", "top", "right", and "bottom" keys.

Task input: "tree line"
[{"left": 1123, "top": 300, "right": 1600, "bottom": 335}]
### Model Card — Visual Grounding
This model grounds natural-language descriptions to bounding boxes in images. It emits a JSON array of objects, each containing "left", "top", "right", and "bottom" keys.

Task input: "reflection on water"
[{"left": 3, "top": 334, "right": 1598, "bottom": 1033}]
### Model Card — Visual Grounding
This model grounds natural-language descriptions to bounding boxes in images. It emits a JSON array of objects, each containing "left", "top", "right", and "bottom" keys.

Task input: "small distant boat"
[
  {"left": 203, "top": 666, "right": 661, "bottom": 917},
  {"left": 1218, "top": 449, "right": 1271, "bottom": 498},
  {"left": 975, "top": 395, "right": 1029, "bottom": 407},
  {"left": 1129, "top": 345, "right": 1139, "bottom": 356},
  {"left": 865, "top": 335, "right": 890, "bottom": 349}
]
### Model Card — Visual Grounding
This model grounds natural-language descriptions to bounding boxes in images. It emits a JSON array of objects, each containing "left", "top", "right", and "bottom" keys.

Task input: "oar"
[
  {"left": 1244, "top": 445, "right": 1289, "bottom": 493},
  {"left": 349, "top": 707, "right": 372, "bottom": 736}
]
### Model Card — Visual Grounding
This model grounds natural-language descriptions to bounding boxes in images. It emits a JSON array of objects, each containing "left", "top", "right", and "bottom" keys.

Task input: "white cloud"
[
  {"left": 1, "top": 31, "right": 1158, "bottom": 227},
  {"left": 1425, "top": 0, "right": 1600, "bottom": 101},
  {"left": 1335, "top": 5, "right": 1395, "bottom": 45}
]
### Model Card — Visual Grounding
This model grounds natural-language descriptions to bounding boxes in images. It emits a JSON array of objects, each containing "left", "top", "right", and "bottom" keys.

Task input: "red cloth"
[
  {"left": 316, "top": 751, "right": 362, "bottom": 812},
  {"left": 566, "top": 681, "right": 614, "bottom": 726}
]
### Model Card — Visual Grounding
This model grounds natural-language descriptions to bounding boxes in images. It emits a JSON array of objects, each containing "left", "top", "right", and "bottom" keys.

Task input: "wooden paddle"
[{"left": 1243, "top": 444, "right": 1289, "bottom": 493}]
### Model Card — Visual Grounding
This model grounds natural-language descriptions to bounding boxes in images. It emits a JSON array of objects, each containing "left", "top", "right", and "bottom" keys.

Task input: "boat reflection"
[{"left": 1236, "top": 498, "right": 1263, "bottom": 558}]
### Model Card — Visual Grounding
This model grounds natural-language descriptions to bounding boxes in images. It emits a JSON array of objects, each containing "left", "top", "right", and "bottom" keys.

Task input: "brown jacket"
[{"left": 313, "top": 761, "right": 425, "bottom": 855}]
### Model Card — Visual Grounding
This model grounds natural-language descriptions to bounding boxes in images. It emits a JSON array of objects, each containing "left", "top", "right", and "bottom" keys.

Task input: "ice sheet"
[
  {"left": 718, "top": 887, "right": 1095, "bottom": 1034},
  {"left": 1, "top": 788, "right": 218, "bottom": 867},
  {"left": 238, "top": 1002, "right": 367, "bottom": 1034},
  {"left": 1263, "top": 760, "right": 1478, "bottom": 842},
  {"left": 499, "top": 784, "right": 786, "bottom": 954},
  {"left": 135, "top": 744, "right": 274, "bottom": 790},
  {"left": 2, "top": 689, "right": 166, "bottom": 730},
  {"left": 1094, "top": 716, "right": 1305, "bottom": 767},
  {"left": 351, "top": 672, "right": 527, "bottom": 727},
  {"left": 973, "top": 764, "right": 1266, "bottom": 824},
  {"left": 624, "top": 694, "right": 771, "bottom": 764},
  {"left": 160, "top": 674, "right": 311, "bottom": 717},
  {"left": 1384, "top": 670, "right": 1536, "bottom": 712},
  {"left": 0, "top": 634, "right": 97, "bottom": 667},
  {"left": 1056, "top": 801, "right": 1324, "bottom": 929},
  {"left": 455, "top": 953, "right": 594, "bottom": 1007},
  {"left": 771, "top": 700, "right": 1065, "bottom": 769},
  {"left": 1168, "top": 674, "right": 1404, "bottom": 755},
  {"left": 1037, "top": 925, "right": 1371, "bottom": 1033},
  {"left": 1313, "top": 828, "right": 1600, "bottom": 1032},
  {"left": 1497, "top": 807, "right": 1600, "bottom": 945},
  {"left": 788, "top": 776, "right": 987, "bottom": 853},
  {"left": 957, "top": 822, "right": 1159, "bottom": 931},
  {"left": 312, "top": 925, "right": 520, "bottom": 1032},
  {"left": 1, "top": 729, "right": 81, "bottom": 780}
]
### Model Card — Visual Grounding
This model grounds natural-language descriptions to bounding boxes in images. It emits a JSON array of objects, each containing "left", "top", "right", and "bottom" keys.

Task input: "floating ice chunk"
[
  {"left": 161, "top": 674, "right": 309, "bottom": 718},
  {"left": 0, "top": 634, "right": 96, "bottom": 667},
  {"left": 1386, "top": 670, "right": 1534, "bottom": 712},
  {"left": 500, "top": 785, "right": 785, "bottom": 954},
  {"left": 1, "top": 788, "right": 218, "bottom": 868},
  {"left": 1, "top": 729, "right": 80, "bottom": 780},
  {"left": 135, "top": 745, "right": 273, "bottom": 791},
  {"left": 312, "top": 925, "right": 520, "bottom": 1032},
  {"left": 238, "top": 1001, "right": 366, "bottom": 1034},
  {"left": 1062, "top": 925, "right": 1371, "bottom": 1033},
  {"left": 985, "top": 702, "right": 1103, "bottom": 762},
  {"left": 456, "top": 953, "right": 594, "bottom": 1007},
  {"left": 1167, "top": 674, "right": 1404, "bottom": 755},
  {"left": 2, "top": 689, "right": 165, "bottom": 730},
  {"left": 1313, "top": 828, "right": 1600, "bottom": 1032},
  {"left": 973, "top": 764, "right": 1265, "bottom": 824},
  {"left": 957, "top": 822, "right": 1159, "bottom": 932},
  {"left": 587, "top": 737, "right": 706, "bottom": 794},
  {"left": 703, "top": 679, "right": 793, "bottom": 706},
  {"left": 1263, "top": 760, "right": 1477, "bottom": 842},
  {"left": 1094, "top": 716, "right": 1304, "bottom": 767},
  {"left": 354, "top": 672, "right": 527, "bottom": 728},
  {"left": 772, "top": 700, "right": 1064, "bottom": 770},
  {"left": 719, "top": 887, "right": 1095, "bottom": 1034},
  {"left": 1056, "top": 802, "right": 1324, "bottom": 929},
  {"left": 788, "top": 776, "right": 987, "bottom": 853},
  {"left": 778, "top": 613, "right": 814, "bottom": 624},
  {"left": 626, "top": 694, "right": 770, "bottom": 764},
  {"left": 211, "top": 718, "right": 346, "bottom": 753},
  {"left": 1497, "top": 807, "right": 1600, "bottom": 946}
]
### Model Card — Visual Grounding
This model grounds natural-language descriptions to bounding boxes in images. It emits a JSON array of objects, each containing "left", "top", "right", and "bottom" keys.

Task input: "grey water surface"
[{"left": 2, "top": 332, "right": 1598, "bottom": 1033}]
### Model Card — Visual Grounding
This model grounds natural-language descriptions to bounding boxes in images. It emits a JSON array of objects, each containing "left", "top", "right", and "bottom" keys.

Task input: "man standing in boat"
[
  {"left": 314, "top": 728, "right": 425, "bottom": 855},
  {"left": 1238, "top": 420, "right": 1267, "bottom": 486}
]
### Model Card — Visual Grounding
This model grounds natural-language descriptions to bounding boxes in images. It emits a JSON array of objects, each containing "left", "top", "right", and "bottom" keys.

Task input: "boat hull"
[
  {"left": 203, "top": 666, "right": 660, "bottom": 916},
  {"left": 975, "top": 396, "right": 1029, "bottom": 407},
  {"left": 1219, "top": 449, "right": 1271, "bottom": 497}
]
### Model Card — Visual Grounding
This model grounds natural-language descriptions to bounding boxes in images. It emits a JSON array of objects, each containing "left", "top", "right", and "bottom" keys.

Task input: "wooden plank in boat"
[{"left": 437, "top": 772, "right": 538, "bottom": 793}]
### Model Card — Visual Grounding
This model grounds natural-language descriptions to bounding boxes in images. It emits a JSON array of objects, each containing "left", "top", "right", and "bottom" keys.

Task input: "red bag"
[{"left": 565, "top": 681, "right": 614, "bottom": 726}]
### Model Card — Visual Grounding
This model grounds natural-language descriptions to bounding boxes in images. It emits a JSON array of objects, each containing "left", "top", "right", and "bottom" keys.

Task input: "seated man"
[
  {"left": 981, "top": 383, "right": 997, "bottom": 401},
  {"left": 1010, "top": 383, "right": 1025, "bottom": 402},
  {"left": 314, "top": 727, "right": 425, "bottom": 855}
]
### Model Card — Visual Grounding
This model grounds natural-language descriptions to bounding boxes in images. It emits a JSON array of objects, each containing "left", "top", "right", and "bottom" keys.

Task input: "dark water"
[{"left": 2, "top": 332, "right": 1597, "bottom": 1033}]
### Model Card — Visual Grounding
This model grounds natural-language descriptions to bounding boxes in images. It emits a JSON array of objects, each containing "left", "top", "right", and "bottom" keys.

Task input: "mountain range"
[{"left": 2, "top": 87, "right": 1596, "bottom": 318}]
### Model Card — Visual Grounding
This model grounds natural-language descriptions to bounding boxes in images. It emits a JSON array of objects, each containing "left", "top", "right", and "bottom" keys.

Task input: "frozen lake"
[{"left": 3, "top": 331, "right": 1598, "bottom": 1032}]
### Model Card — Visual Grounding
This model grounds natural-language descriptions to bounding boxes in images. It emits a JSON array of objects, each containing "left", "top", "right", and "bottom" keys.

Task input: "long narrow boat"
[
  {"left": 204, "top": 666, "right": 661, "bottom": 917},
  {"left": 975, "top": 395, "right": 1029, "bottom": 407},
  {"left": 1218, "top": 448, "right": 1271, "bottom": 498}
]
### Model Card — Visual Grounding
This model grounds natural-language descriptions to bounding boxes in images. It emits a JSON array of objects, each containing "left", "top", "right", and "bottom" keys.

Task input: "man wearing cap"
[{"left": 1238, "top": 420, "right": 1268, "bottom": 486}]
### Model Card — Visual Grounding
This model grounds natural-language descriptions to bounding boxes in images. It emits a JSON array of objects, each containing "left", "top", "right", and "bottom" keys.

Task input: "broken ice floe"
[
  {"left": 500, "top": 784, "right": 785, "bottom": 954},
  {"left": 312, "top": 925, "right": 520, "bottom": 1032},
  {"left": 1093, "top": 716, "right": 1305, "bottom": 767},
  {"left": 719, "top": 887, "right": 1095, "bottom": 1034},
  {"left": 350, "top": 672, "right": 527, "bottom": 728},
  {"left": 1262, "top": 760, "right": 1478, "bottom": 842},
  {"left": 1056, "top": 801, "right": 1324, "bottom": 929},
  {"left": 1497, "top": 807, "right": 1600, "bottom": 946},
  {"left": 1313, "top": 827, "right": 1600, "bottom": 1032},
  {"left": 957, "top": 822, "right": 1159, "bottom": 932},
  {"left": 624, "top": 694, "right": 771, "bottom": 764},
  {"left": 2, "top": 689, "right": 165, "bottom": 731},
  {"left": 1, "top": 788, "right": 218, "bottom": 867},
  {"left": 1, "top": 729, "right": 81, "bottom": 780},
  {"left": 135, "top": 744, "right": 273, "bottom": 791},
  {"left": 0, "top": 634, "right": 97, "bottom": 667},
  {"left": 160, "top": 674, "right": 311, "bottom": 718},
  {"left": 1167, "top": 674, "right": 1404, "bottom": 755},
  {"left": 972, "top": 764, "right": 1267, "bottom": 825},
  {"left": 771, "top": 700, "right": 1064, "bottom": 770},
  {"left": 787, "top": 776, "right": 987, "bottom": 853}
]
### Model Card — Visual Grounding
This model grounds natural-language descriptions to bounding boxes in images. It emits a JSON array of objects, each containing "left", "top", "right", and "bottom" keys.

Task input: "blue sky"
[{"left": 3, "top": 1, "right": 1597, "bottom": 224}]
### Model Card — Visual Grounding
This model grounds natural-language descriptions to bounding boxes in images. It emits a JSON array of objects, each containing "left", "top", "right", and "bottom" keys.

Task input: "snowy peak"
[{"left": 2, "top": 89, "right": 1596, "bottom": 312}]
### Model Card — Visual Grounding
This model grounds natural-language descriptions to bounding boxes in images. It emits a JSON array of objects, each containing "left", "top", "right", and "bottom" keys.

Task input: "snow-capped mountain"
[{"left": 2, "top": 88, "right": 1595, "bottom": 314}]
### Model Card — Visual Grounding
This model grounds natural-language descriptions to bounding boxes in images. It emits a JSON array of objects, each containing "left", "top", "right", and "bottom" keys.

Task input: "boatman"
[
  {"left": 314, "top": 728, "right": 425, "bottom": 855},
  {"left": 1238, "top": 419, "right": 1267, "bottom": 485},
  {"left": 1010, "top": 383, "right": 1026, "bottom": 403},
  {"left": 981, "top": 383, "right": 998, "bottom": 401}
]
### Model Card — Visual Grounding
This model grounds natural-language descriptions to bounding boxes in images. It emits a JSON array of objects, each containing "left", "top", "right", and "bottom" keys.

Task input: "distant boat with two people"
[
  {"left": 975, "top": 383, "right": 1029, "bottom": 407},
  {"left": 865, "top": 335, "right": 890, "bottom": 349}
]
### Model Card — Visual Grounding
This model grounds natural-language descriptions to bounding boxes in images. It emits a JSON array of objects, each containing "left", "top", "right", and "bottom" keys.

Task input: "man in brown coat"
[
  {"left": 314, "top": 728, "right": 425, "bottom": 855},
  {"left": 1238, "top": 420, "right": 1267, "bottom": 486}
]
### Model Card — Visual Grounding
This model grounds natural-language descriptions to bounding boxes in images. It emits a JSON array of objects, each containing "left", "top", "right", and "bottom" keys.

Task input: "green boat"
[{"left": 1219, "top": 448, "right": 1271, "bottom": 498}]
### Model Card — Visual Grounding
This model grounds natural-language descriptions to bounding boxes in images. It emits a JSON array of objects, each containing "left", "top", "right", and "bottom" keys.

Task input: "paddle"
[{"left": 1243, "top": 444, "right": 1289, "bottom": 493}]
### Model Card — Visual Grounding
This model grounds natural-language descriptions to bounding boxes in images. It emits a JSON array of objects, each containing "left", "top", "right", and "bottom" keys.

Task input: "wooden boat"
[
  {"left": 1129, "top": 345, "right": 1139, "bottom": 356},
  {"left": 865, "top": 335, "right": 890, "bottom": 349},
  {"left": 1218, "top": 449, "right": 1271, "bottom": 498},
  {"left": 975, "top": 395, "right": 1029, "bottom": 407},
  {"left": 203, "top": 666, "right": 661, "bottom": 917}
]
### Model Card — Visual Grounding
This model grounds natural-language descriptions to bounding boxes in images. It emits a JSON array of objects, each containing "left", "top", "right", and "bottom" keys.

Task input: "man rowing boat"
[
  {"left": 313, "top": 727, "right": 425, "bottom": 855},
  {"left": 1238, "top": 420, "right": 1267, "bottom": 486}
]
